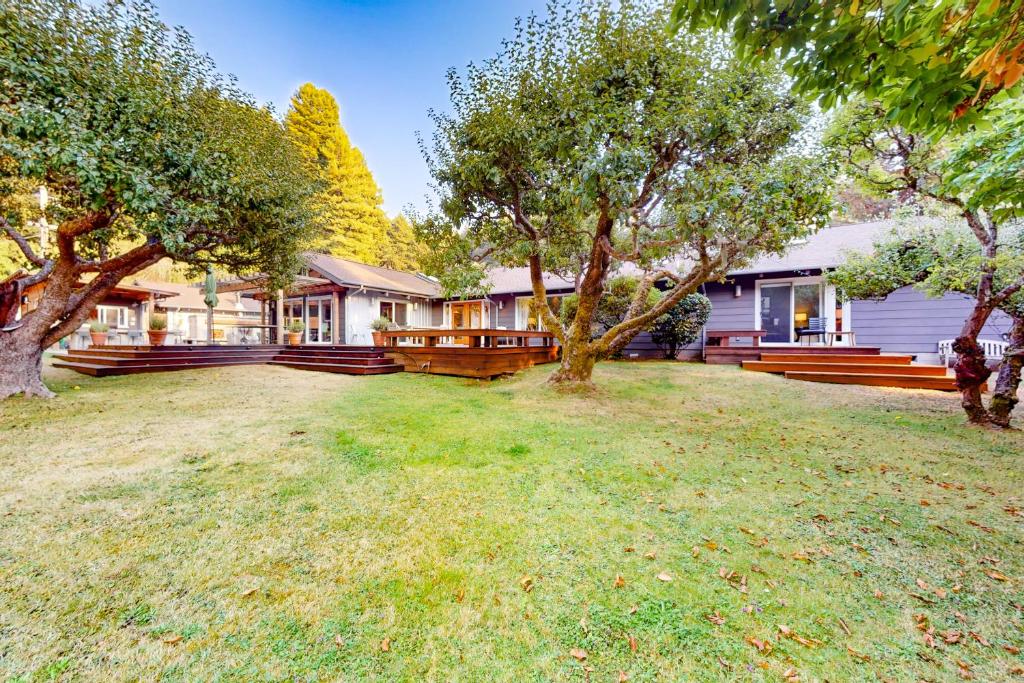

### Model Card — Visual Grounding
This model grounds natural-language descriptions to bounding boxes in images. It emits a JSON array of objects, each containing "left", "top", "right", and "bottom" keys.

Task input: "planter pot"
[
  {"left": 147, "top": 330, "right": 168, "bottom": 346},
  {"left": 372, "top": 331, "right": 385, "bottom": 346},
  {"left": 286, "top": 332, "right": 303, "bottom": 345},
  {"left": 89, "top": 332, "right": 107, "bottom": 347}
]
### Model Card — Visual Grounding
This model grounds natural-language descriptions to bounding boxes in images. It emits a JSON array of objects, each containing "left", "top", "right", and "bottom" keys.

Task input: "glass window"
[{"left": 516, "top": 296, "right": 563, "bottom": 331}]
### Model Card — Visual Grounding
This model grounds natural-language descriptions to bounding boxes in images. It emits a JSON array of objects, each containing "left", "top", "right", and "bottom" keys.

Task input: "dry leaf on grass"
[
  {"left": 627, "top": 634, "right": 638, "bottom": 652},
  {"left": 705, "top": 611, "right": 725, "bottom": 625},
  {"left": 983, "top": 569, "right": 1009, "bottom": 581},
  {"left": 846, "top": 646, "right": 870, "bottom": 662},
  {"left": 520, "top": 576, "right": 534, "bottom": 592},
  {"left": 613, "top": 574, "right": 625, "bottom": 589},
  {"left": 240, "top": 587, "right": 258, "bottom": 598},
  {"left": 380, "top": 638, "right": 390, "bottom": 652},
  {"left": 161, "top": 634, "right": 183, "bottom": 645},
  {"left": 656, "top": 572, "right": 673, "bottom": 582},
  {"left": 569, "top": 647, "right": 587, "bottom": 661}
]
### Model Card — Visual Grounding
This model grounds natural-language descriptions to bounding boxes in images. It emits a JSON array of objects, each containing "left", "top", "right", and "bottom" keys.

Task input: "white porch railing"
[{"left": 938, "top": 338, "right": 1008, "bottom": 366}]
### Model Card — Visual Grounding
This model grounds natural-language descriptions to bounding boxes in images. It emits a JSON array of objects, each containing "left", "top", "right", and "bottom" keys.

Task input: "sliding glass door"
[
  {"left": 759, "top": 284, "right": 792, "bottom": 343},
  {"left": 756, "top": 279, "right": 832, "bottom": 344}
]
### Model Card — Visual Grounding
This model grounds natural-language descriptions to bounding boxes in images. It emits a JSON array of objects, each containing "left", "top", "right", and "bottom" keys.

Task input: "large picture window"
[
  {"left": 379, "top": 301, "right": 410, "bottom": 326},
  {"left": 515, "top": 295, "right": 563, "bottom": 331}
]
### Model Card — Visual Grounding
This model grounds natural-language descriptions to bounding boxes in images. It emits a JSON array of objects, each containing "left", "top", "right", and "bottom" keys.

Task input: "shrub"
[
  {"left": 288, "top": 320, "right": 305, "bottom": 333},
  {"left": 651, "top": 292, "right": 712, "bottom": 359},
  {"left": 148, "top": 314, "right": 167, "bottom": 331},
  {"left": 370, "top": 316, "right": 393, "bottom": 332},
  {"left": 89, "top": 322, "right": 109, "bottom": 333}
]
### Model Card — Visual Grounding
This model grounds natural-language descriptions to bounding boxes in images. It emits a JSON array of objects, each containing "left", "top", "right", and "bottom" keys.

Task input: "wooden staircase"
[
  {"left": 52, "top": 345, "right": 403, "bottom": 377},
  {"left": 742, "top": 352, "right": 962, "bottom": 391}
]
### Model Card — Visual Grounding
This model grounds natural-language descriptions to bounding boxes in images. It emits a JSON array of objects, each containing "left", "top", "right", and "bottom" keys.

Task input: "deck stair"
[
  {"left": 742, "top": 352, "right": 960, "bottom": 391},
  {"left": 52, "top": 344, "right": 402, "bottom": 377}
]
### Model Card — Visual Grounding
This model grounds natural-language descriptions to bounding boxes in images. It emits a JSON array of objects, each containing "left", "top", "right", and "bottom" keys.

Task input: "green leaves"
[
  {"left": 674, "top": 0, "right": 1024, "bottom": 134},
  {"left": 0, "top": 0, "right": 315, "bottom": 286}
]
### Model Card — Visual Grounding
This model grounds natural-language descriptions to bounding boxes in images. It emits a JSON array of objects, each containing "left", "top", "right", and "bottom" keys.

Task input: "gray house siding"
[{"left": 852, "top": 286, "right": 1012, "bottom": 358}]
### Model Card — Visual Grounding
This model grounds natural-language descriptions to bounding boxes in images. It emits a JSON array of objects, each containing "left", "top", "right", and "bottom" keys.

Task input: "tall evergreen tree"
[
  {"left": 285, "top": 83, "right": 389, "bottom": 264},
  {"left": 377, "top": 214, "right": 424, "bottom": 272}
]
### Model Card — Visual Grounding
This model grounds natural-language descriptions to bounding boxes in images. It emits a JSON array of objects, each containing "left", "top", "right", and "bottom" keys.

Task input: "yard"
[{"left": 1, "top": 361, "right": 1022, "bottom": 682}]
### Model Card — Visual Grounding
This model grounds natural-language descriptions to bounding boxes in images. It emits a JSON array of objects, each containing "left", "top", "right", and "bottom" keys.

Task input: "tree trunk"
[
  {"left": 989, "top": 317, "right": 1023, "bottom": 429},
  {"left": 548, "top": 341, "right": 598, "bottom": 388},
  {"left": 0, "top": 326, "right": 53, "bottom": 399},
  {"left": 951, "top": 296, "right": 996, "bottom": 425}
]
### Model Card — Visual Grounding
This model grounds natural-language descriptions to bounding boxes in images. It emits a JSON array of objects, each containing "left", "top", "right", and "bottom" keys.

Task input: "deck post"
[
  {"left": 332, "top": 291, "right": 341, "bottom": 344},
  {"left": 275, "top": 290, "right": 284, "bottom": 345}
]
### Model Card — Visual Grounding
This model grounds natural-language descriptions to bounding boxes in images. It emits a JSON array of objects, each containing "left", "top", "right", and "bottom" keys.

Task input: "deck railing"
[{"left": 379, "top": 328, "right": 555, "bottom": 348}]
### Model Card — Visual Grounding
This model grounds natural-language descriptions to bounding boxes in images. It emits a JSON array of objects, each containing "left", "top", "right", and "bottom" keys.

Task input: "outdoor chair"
[{"left": 795, "top": 317, "right": 827, "bottom": 345}]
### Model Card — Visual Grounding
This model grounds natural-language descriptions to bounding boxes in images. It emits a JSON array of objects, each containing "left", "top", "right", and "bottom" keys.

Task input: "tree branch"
[{"left": 1, "top": 216, "right": 47, "bottom": 267}]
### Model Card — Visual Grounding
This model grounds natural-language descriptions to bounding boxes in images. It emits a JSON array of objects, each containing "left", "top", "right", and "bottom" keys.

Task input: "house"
[
  {"left": 219, "top": 252, "right": 441, "bottom": 345},
  {"left": 687, "top": 220, "right": 1012, "bottom": 364},
  {"left": 422, "top": 220, "right": 1012, "bottom": 364},
  {"left": 15, "top": 279, "right": 179, "bottom": 348},
  {"left": 136, "top": 281, "right": 264, "bottom": 345}
]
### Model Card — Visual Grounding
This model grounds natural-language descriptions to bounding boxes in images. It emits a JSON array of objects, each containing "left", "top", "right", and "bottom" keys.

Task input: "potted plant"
[
  {"left": 147, "top": 313, "right": 168, "bottom": 346},
  {"left": 89, "top": 321, "right": 109, "bottom": 347},
  {"left": 370, "top": 316, "right": 392, "bottom": 346},
  {"left": 286, "top": 320, "right": 305, "bottom": 345}
]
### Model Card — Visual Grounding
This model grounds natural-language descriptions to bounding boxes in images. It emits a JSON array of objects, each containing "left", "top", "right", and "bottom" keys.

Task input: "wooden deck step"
[
  {"left": 743, "top": 361, "right": 948, "bottom": 376},
  {"left": 267, "top": 360, "right": 402, "bottom": 375},
  {"left": 758, "top": 353, "right": 913, "bottom": 365},
  {"left": 51, "top": 358, "right": 266, "bottom": 377},
  {"left": 783, "top": 371, "right": 963, "bottom": 392},
  {"left": 62, "top": 352, "right": 279, "bottom": 367},
  {"left": 272, "top": 353, "right": 394, "bottom": 366}
]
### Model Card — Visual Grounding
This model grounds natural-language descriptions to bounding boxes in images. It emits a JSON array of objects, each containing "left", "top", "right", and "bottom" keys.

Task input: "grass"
[{"left": 0, "top": 359, "right": 1022, "bottom": 682}]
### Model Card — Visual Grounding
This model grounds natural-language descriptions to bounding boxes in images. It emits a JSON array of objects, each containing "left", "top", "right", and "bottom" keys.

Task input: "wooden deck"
[
  {"left": 742, "top": 351, "right": 962, "bottom": 392},
  {"left": 705, "top": 344, "right": 882, "bottom": 365},
  {"left": 52, "top": 333, "right": 561, "bottom": 380}
]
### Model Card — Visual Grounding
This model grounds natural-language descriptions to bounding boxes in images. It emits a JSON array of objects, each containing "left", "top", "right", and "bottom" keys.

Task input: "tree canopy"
[
  {"left": 285, "top": 84, "right": 390, "bottom": 264},
  {"left": 0, "top": 0, "right": 314, "bottom": 397},
  {"left": 418, "top": 0, "right": 834, "bottom": 385},
  {"left": 377, "top": 214, "right": 424, "bottom": 272},
  {"left": 674, "top": 0, "right": 1024, "bottom": 133}
]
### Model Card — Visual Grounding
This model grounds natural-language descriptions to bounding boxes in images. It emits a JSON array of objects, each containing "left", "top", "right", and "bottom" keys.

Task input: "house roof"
[
  {"left": 304, "top": 252, "right": 440, "bottom": 298},
  {"left": 133, "top": 280, "right": 262, "bottom": 314},
  {"left": 728, "top": 220, "right": 894, "bottom": 275},
  {"left": 480, "top": 267, "right": 576, "bottom": 295}
]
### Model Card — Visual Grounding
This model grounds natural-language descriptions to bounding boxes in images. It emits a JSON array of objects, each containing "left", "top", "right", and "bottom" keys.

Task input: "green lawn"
[{"left": 1, "top": 360, "right": 1022, "bottom": 682}]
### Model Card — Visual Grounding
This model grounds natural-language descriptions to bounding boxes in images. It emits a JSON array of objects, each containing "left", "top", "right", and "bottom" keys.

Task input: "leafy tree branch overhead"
[
  {"left": 417, "top": 0, "right": 834, "bottom": 387},
  {"left": 0, "top": 0, "right": 316, "bottom": 399},
  {"left": 673, "top": 0, "right": 1024, "bottom": 132}
]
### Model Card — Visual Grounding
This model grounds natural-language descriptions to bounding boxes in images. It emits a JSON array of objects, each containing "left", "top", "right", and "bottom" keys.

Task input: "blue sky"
[{"left": 157, "top": 0, "right": 548, "bottom": 215}]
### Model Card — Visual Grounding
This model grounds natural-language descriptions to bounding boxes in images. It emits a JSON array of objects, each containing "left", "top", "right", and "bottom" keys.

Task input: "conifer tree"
[
  {"left": 377, "top": 214, "right": 424, "bottom": 272},
  {"left": 285, "top": 84, "right": 389, "bottom": 263}
]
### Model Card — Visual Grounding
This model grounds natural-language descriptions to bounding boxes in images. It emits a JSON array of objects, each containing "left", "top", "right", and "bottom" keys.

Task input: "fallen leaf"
[
  {"left": 613, "top": 574, "right": 625, "bottom": 589},
  {"left": 627, "top": 634, "right": 638, "bottom": 652},
  {"left": 873, "top": 589, "right": 884, "bottom": 600},
  {"left": 520, "top": 576, "right": 534, "bottom": 592},
  {"left": 745, "top": 636, "right": 772, "bottom": 653},
  {"left": 624, "top": 546, "right": 635, "bottom": 553},
  {"left": 618, "top": 672, "right": 629, "bottom": 683},
  {"left": 644, "top": 551, "right": 657, "bottom": 560},
  {"left": 656, "top": 572, "right": 673, "bottom": 582},
  {"left": 1004, "top": 644, "right": 1021, "bottom": 655},
  {"left": 380, "top": 638, "right": 390, "bottom": 652},
  {"left": 569, "top": 647, "right": 587, "bottom": 661},
  {"left": 846, "top": 645, "right": 871, "bottom": 662},
  {"left": 983, "top": 569, "right": 1010, "bottom": 581},
  {"left": 240, "top": 587, "right": 258, "bottom": 598},
  {"left": 334, "top": 634, "right": 344, "bottom": 647},
  {"left": 161, "top": 634, "right": 183, "bottom": 645},
  {"left": 705, "top": 611, "right": 725, "bottom": 626}
]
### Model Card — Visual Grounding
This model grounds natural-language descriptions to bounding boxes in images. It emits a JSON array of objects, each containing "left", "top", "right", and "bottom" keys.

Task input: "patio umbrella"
[{"left": 203, "top": 266, "right": 218, "bottom": 343}]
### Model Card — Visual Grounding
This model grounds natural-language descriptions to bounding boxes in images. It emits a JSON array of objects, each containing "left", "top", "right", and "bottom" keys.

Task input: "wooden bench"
[{"left": 706, "top": 329, "right": 767, "bottom": 347}]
